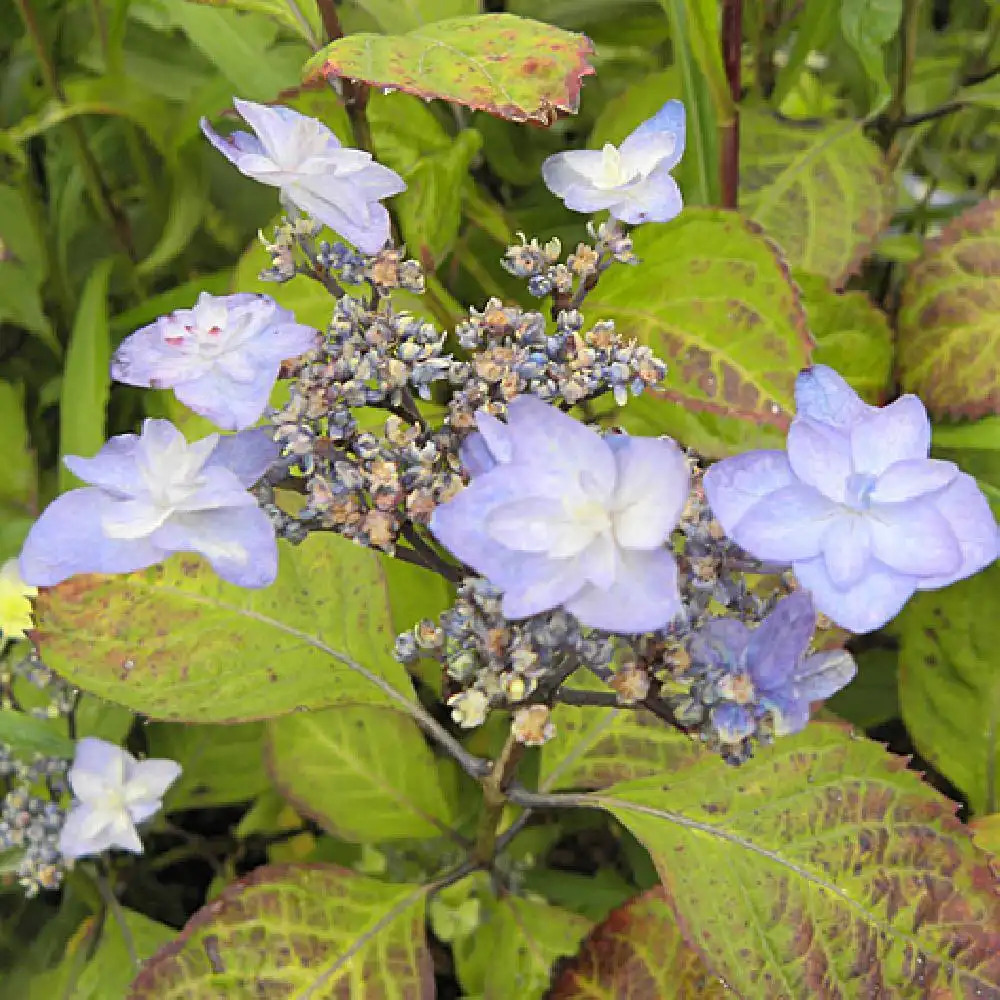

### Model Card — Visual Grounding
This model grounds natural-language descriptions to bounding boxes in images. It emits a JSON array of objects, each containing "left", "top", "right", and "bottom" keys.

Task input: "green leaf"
[
  {"left": 959, "top": 75, "right": 1000, "bottom": 111},
  {"left": 449, "top": 872, "right": 591, "bottom": 999},
  {"left": 741, "top": 112, "right": 894, "bottom": 287},
  {"left": 0, "top": 262, "right": 57, "bottom": 353},
  {"left": 0, "top": 381, "right": 38, "bottom": 555},
  {"left": 368, "top": 93, "right": 483, "bottom": 266},
  {"left": 347, "top": 0, "right": 481, "bottom": 34},
  {"left": 0, "top": 183, "right": 47, "bottom": 280},
  {"left": 136, "top": 163, "right": 207, "bottom": 278},
  {"left": 169, "top": 3, "right": 309, "bottom": 101},
  {"left": 658, "top": 3, "right": 719, "bottom": 205},
  {"left": 304, "top": 14, "right": 595, "bottom": 125},
  {"left": 794, "top": 271, "right": 893, "bottom": 403},
  {"left": 0, "top": 709, "right": 74, "bottom": 759},
  {"left": 266, "top": 705, "right": 458, "bottom": 841},
  {"left": 549, "top": 886, "right": 730, "bottom": 999},
  {"left": 542, "top": 700, "right": 698, "bottom": 793},
  {"left": 585, "top": 210, "right": 813, "bottom": 430},
  {"left": 824, "top": 647, "right": 899, "bottom": 729},
  {"left": 180, "top": 0, "right": 322, "bottom": 47},
  {"left": 41, "top": 907, "right": 174, "bottom": 1000},
  {"left": 146, "top": 721, "right": 270, "bottom": 810},
  {"left": 592, "top": 724, "right": 1000, "bottom": 997},
  {"left": 839, "top": 0, "right": 903, "bottom": 114},
  {"left": 897, "top": 196, "right": 1000, "bottom": 420},
  {"left": 771, "top": 0, "right": 839, "bottom": 107},
  {"left": 34, "top": 534, "right": 415, "bottom": 723},
  {"left": 128, "top": 865, "right": 433, "bottom": 997},
  {"left": 58, "top": 260, "right": 113, "bottom": 493},
  {"left": 660, "top": 0, "right": 733, "bottom": 119},
  {"left": 932, "top": 415, "right": 1000, "bottom": 517},
  {"left": 898, "top": 563, "right": 1000, "bottom": 816}
]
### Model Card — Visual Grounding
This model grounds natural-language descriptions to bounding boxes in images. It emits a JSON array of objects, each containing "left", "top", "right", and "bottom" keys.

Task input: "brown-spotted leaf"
[
  {"left": 32, "top": 534, "right": 412, "bottom": 724},
  {"left": 740, "top": 112, "right": 893, "bottom": 288},
  {"left": 128, "top": 865, "right": 433, "bottom": 998},
  {"left": 593, "top": 723, "right": 1000, "bottom": 999},
  {"left": 548, "top": 886, "right": 732, "bottom": 999},
  {"left": 586, "top": 210, "right": 813, "bottom": 429},
  {"left": 897, "top": 196, "right": 1000, "bottom": 419},
  {"left": 303, "top": 14, "right": 594, "bottom": 125}
]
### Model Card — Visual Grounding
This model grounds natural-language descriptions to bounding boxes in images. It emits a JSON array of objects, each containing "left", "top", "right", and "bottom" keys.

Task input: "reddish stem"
[{"left": 720, "top": 0, "right": 743, "bottom": 210}]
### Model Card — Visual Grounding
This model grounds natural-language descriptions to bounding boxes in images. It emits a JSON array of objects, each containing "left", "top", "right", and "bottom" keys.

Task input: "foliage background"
[{"left": 1, "top": 0, "right": 999, "bottom": 996}]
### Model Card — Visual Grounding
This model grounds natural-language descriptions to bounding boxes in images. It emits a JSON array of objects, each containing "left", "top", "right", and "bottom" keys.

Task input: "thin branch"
[
  {"left": 896, "top": 101, "right": 967, "bottom": 128},
  {"left": 719, "top": 0, "right": 743, "bottom": 209},
  {"left": 315, "top": 0, "right": 373, "bottom": 152},
  {"left": 92, "top": 862, "right": 140, "bottom": 972}
]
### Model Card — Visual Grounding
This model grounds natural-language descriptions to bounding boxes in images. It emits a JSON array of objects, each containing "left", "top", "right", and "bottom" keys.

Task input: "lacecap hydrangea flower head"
[
  {"left": 19, "top": 421, "right": 279, "bottom": 589},
  {"left": 542, "top": 99, "right": 685, "bottom": 225},
  {"left": 704, "top": 365, "right": 998, "bottom": 633},
  {"left": 201, "top": 98, "right": 406, "bottom": 254},
  {"left": 430, "top": 395, "right": 690, "bottom": 633},
  {"left": 689, "top": 590, "right": 856, "bottom": 740},
  {"left": 112, "top": 292, "right": 317, "bottom": 431},
  {"left": 59, "top": 737, "right": 181, "bottom": 859}
]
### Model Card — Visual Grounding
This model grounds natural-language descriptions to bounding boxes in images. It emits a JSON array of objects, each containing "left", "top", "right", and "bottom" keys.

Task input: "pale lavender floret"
[
  {"left": 19, "top": 419, "right": 279, "bottom": 589},
  {"left": 431, "top": 396, "right": 690, "bottom": 633},
  {"left": 59, "top": 737, "right": 181, "bottom": 859},
  {"left": 690, "top": 591, "right": 856, "bottom": 738},
  {"left": 200, "top": 98, "right": 406, "bottom": 254},
  {"left": 112, "top": 291, "right": 318, "bottom": 431},
  {"left": 704, "top": 365, "right": 998, "bottom": 633},
  {"left": 541, "top": 100, "right": 685, "bottom": 225}
]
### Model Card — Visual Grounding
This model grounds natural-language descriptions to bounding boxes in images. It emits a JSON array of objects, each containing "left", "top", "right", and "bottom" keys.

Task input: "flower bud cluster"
[
  {"left": 395, "top": 577, "right": 615, "bottom": 739},
  {"left": 0, "top": 651, "right": 75, "bottom": 896}
]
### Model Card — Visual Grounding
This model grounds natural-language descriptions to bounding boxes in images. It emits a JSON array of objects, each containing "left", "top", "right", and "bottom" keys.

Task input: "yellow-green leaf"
[
  {"left": 586, "top": 210, "right": 812, "bottom": 431},
  {"left": 304, "top": 14, "right": 595, "bottom": 125},
  {"left": 266, "top": 705, "right": 459, "bottom": 841},
  {"left": 593, "top": 724, "right": 1000, "bottom": 998},
  {"left": 741, "top": 112, "right": 893, "bottom": 288},
  {"left": 897, "top": 196, "right": 1000, "bottom": 420},
  {"left": 128, "top": 865, "right": 433, "bottom": 998},
  {"left": 34, "top": 534, "right": 412, "bottom": 723}
]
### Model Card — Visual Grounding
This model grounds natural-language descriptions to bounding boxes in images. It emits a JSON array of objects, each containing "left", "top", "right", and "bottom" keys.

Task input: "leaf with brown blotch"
[
  {"left": 548, "top": 886, "right": 732, "bottom": 999},
  {"left": 127, "top": 865, "right": 434, "bottom": 999},
  {"left": 741, "top": 112, "right": 894, "bottom": 289},
  {"left": 590, "top": 723, "right": 1000, "bottom": 999},
  {"left": 586, "top": 210, "right": 813, "bottom": 430},
  {"left": 303, "top": 14, "right": 594, "bottom": 125},
  {"left": 897, "top": 196, "right": 1000, "bottom": 420}
]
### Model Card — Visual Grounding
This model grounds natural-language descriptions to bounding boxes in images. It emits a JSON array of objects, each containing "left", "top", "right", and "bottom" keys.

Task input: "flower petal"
[
  {"left": 58, "top": 803, "right": 119, "bottom": 859},
  {"left": 786, "top": 418, "right": 852, "bottom": 503},
  {"left": 793, "top": 555, "right": 916, "bottom": 634},
  {"left": 69, "top": 738, "right": 130, "bottom": 799},
  {"left": 794, "top": 365, "right": 871, "bottom": 429},
  {"left": 689, "top": 617, "right": 752, "bottom": 671},
  {"left": 794, "top": 649, "right": 857, "bottom": 702},
  {"left": 62, "top": 435, "right": 142, "bottom": 496},
  {"left": 504, "top": 395, "right": 617, "bottom": 495},
  {"left": 124, "top": 758, "right": 182, "bottom": 802},
  {"left": 152, "top": 505, "right": 278, "bottom": 588},
  {"left": 703, "top": 450, "right": 794, "bottom": 534},
  {"left": 18, "top": 489, "right": 165, "bottom": 586},
  {"left": 820, "top": 515, "right": 872, "bottom": 588},
  {"left": 562, "top": 547, "right": 681, "bottom": 633},
  {"left": 745, "top": 590, "right": 816, "bottom": 692},
  {"left": 867, "top": 499, "right": 962, "bottom": 577},
  {"left": 209, "top": 427, "right": 279, "bottom": 486},
  {"left": 611, "top": 435, "right": 689, "bottom": 549},
  {"left": 172, "top": 366, "right": 277, "bottom": 431},
  {"left": 499, "top": 556, "right": 587, "bottom": 620},
  {"left": 850, "top": 395, "right": 931, "bottom": 476},
  {"left": 869, "top": 458, "right": 958, "bottom": 503},
  {"left": 917, "top": 472, "right": 998, "bottom": 589},
  {"left": 286, "top": 182, "right": 393, "bottom": 254},
  {"left": 609, "top": 161, "right": 683, "bottom": 224},
  {"left": 730, "top": 485, "right": 836, "bottom": 561},
  {"left": 626, "top": 99, "right": 686, "bottom": 168}
]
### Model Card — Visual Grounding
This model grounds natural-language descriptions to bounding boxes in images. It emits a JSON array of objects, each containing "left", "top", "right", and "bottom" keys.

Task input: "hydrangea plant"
[{"left": 2, "top": 8, "right": 1000, "bottom": 998}]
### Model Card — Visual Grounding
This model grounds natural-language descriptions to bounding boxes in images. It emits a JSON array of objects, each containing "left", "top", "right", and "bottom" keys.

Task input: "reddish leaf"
[
  {"left": 303, "top": 14, "right": 594, "bottom": 125},
  {"left": 549, "top": 886, "right": 732, "bottom": 999}
]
